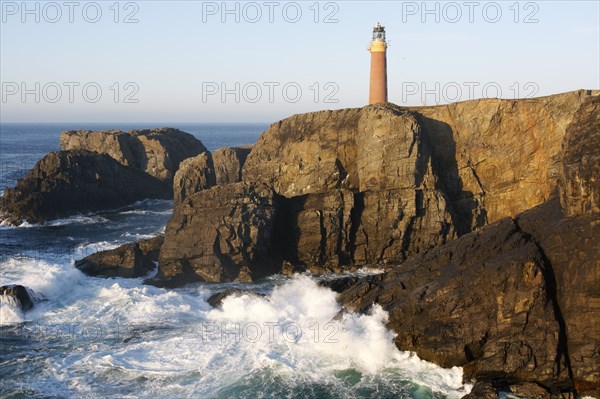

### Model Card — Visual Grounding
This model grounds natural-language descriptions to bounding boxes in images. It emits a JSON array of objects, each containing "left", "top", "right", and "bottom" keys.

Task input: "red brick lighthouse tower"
[{"left": 369, "top": 23, "right": 388, "bottom": 104}]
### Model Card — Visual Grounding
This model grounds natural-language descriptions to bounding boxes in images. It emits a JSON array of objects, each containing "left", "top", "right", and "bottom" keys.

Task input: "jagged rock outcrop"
[
  {"left": 213, "top": 146, "right": 252, "bottom": 185},
  {"left": 559, "top": 95, "right": 600, "bottom": 216},
  {"left": 336, "top": 198, "right": 599, "bottom": 397},
  {"left": 173, "top": 152, "right": 216, "bottom": 205},
  {"left": 0, "top": 150, "right": 170, "bottom": 225},
  {"left": 0, "top": 285, "right": 43, "bottom": 312},
  {"left": 75, "top": 236, "right": 163, "bottom": 278},
  {"left": 60, "top": 127, "right": 206, "bottom": 183},
  {"left": 153, "top": 90, "right": 598, "bottom": 285},
  {"left": 156, "top": 182, "right": 280, "bottom": 284}
]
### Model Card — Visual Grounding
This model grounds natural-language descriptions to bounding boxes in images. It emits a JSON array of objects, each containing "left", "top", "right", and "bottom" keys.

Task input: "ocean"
[{"left": 0, "top": 123, "right": 471, "bottom": 398}]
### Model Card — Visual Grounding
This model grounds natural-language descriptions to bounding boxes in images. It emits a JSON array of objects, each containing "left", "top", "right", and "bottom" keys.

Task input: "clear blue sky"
[{"left": 1, "top": 0, "right": 598, "bottom": 122}]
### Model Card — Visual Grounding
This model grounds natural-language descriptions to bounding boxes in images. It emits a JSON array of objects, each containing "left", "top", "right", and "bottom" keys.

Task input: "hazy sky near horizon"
[{"left": 1, "top": 0, "right": 599, "bottom": 123}]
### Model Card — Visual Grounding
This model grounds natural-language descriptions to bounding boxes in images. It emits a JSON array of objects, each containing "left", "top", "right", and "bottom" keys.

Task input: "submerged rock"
[
  {"left": 206, "top": 288, "right": 264, "bottom": 308},
  {"left": 75, "top": 236, "right": 163, "bottom": 278},
  {"left": 0, "top": 285, "right": 43, "bottom": 313},
  {"left": 60, "top": 127, "right": 207, "bottom": 183},
  {"left": 0, "top": 150, "right": 171, "bottom": 225}
]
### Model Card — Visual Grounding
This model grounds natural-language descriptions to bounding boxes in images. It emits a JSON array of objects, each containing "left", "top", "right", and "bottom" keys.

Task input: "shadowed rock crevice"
[
  {"left": 417, "top": 114, "right": 484, "bottom": 236},
  {"left": 514, "top": 217, "right": 575, "bottom": 389},
  {"left": 347, "top": 192, "right": 366, "bottom": 264}
]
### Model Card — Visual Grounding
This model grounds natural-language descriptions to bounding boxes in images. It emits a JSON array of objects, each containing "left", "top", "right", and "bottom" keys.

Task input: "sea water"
[{"left": 0, "top": 123, "right": 471, "bottom": 398}]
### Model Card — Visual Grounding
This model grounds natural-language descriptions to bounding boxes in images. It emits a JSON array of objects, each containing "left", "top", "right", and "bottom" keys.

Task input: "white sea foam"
[
  {"left": 0, "top": 258, "right": 85, "bottom": 302},
  {"left": 73, "top": 241, "right": 120, "bottom": 259},
  {"left": 28, "top": 275, "right": 470, "bottom": 397},
  {"left": 0, "top": 294, "right": 24, "bottom": 324},
  {"left": 1, "top": 252, "right": 471, "bottom": 398},
  {"left": 45, "top": 214, "right": 109, "bottom": 226},
  {"left": 118, "top": 209, "right": 172, "bottom": 216}
]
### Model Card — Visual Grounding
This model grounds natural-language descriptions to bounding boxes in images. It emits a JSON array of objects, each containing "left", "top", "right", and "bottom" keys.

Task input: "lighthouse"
[{"left": 368, "top": 23, "right": 388, "bottom": 104}]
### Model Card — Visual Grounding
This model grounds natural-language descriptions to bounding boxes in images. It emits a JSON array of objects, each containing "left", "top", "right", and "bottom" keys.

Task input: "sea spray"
[{"left": 0, "top": 257, "right": 472, "bottom": 398}]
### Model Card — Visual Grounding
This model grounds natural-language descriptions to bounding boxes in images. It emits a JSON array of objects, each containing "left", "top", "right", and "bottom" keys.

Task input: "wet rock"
[
  {"left": 75, "top": 236, "right": 164, "bottom": 278},
  {"left": 509, "top": 382, "right": 554, "bottom": 398},
  {"left": 0, "top": 150, "right": 170, "bottom": 225},
  {"left": 206, "top": 288, "right": 264, "bottom": 308},
  {"left": 0, "top": 285, "right": 43, "bottom": 312},
  {"left": 318, "top": 276, "right": 363, "bottom": 294},
  {"left": 462, "top": 382, "right": 498, "bottom": 399}
]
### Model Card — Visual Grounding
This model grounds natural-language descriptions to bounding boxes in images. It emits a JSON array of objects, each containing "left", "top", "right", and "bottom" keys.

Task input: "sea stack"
[{"left": 368, "top": 22, "right": 388, "bottom": 104}]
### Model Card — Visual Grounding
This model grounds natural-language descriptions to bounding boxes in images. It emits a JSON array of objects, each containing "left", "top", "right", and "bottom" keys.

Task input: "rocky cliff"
[
  {"left": 173, "top": 152, "right": 216, "bottom": 205},
  {"left": 1, "top": 128, "right": 207, "bottom": 225},
  {"left": 0, "top": 150, "right": 171, "bottom": 225},
  {"left": 156, "top": 90, "right": 597, "bottom": 284},
  {"left": 172, "top": 146, "right": 252, "bottom": 205},
  {"left": 60, "top": 127, "right": 206, "bottom": 183},
  {"left": 60, "top": 90, "right": 598, "bottom": 395},
  {"left": 155, "top": 182, "right": 279, "bottom": 285},
  {"left": 559, "top": 95, "right": 600, "bottom": 216}
]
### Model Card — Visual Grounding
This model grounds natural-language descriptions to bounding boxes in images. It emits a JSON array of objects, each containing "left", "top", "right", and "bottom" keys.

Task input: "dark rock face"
[
  {"left": 337, "top": 199, "right": 599, "bottom": 397},
  {"left": 0, "top": 285, "right": 42, "bottom": 312},
  {"left": 60, "top": 128, "right": 207, "bottom": 183},
  {"left": 213, "top": 146, "right": 252, "bottom": 185},
  {"left": 318, "top": 276, "right": 363, "bottom": 294},
  {"left": 559, "top": 95, "right": 600, "bottom": 216},
  {"left": 517, "top": 200, "right": 600, "bottom": 396},
  {"left": 75, "top": 236, "right": 163, "bottom": 278},
  {"left": 173, "top": 152, "right": 216, "bottom": 205},
  {"left": 0, "top": 150, "right": 171, "bottom": 225},
  {"left": 339, "top": 213, "right": 564, "bottom": 387},
  {"left": 157, "top": 183, "right": 279, "bottom": 283}
]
